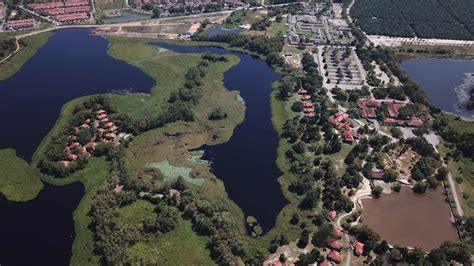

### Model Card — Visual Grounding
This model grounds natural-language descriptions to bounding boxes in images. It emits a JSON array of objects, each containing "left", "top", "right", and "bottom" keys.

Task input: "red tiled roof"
[
  {"left": 354, "top": 242, "right": 364, "bottom": 256},
  {"left": 327, "top": 210, "right": 337, "bottom": 220},
  {"left": 327, "top": 251, "right": 343, "bottom": 263},
  {"left": 388, "top": 101, "right": 406, "bottom": 118},
  {"left": 320, "top": 261, "right": 332, "bottom": 266},
  {"left": 328, "top": 240, "right": 343, "bottom": 251},
  {"left": 60, "top": 160, "right": 70, "bottom": 168},
  {"left": 371, "top": 170, "right": 384, "bottom": 179},
  {"left": 407, "top": 116, "right": 423, "bottom": 127},
  {"left": 334, "top": 228, "right": 343, "bottom": 238}
]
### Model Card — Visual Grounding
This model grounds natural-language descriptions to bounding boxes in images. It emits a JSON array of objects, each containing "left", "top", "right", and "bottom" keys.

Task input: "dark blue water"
[
  {"left": 401, "top": 58, "right": 474, "bottom": 119},
  {"left": 155, "top": 43, "right": 287, "bottom": 232},
  {"left": 0, "top": 183, "right": 84, "bottom": 266},
  {"left": 0, "top": 28, "right": 154, "bottom": 265},
  {"left": 0, "top": 28, "right": 155, "bottom": 161}
]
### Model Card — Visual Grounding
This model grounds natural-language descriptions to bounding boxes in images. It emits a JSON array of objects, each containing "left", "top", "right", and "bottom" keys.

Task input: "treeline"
[
  {"left": 351, "top": 0, "right": 474, "bottom": 40},
  {"left": 0, "top": 38, "right": 17, "bottom": 58},
  {"left": 356, "top": 46, "right": 427, "bottom": 103},
  {"left": 433, "top": 116, "right": 474, "bottom": 160},
  {"left": 38, "top": 54, "right": 221, "bottom": 178},
  {"left": 193, "top": 33, "right": 283, "bottom": 59},
  {"left": 89, "top": 147, "right": 267, "bottom": 264},
  {"left": 37, "top": 96, "right": 119, "bottom": 177}
]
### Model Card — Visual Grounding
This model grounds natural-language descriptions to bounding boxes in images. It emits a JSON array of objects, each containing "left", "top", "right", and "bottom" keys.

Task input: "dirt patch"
[
  {"left": 361, "top": 187, "right": 458, "bottom": 250},
  {"left": 385, "top": 145, "right": 420, "bottom": 178}
]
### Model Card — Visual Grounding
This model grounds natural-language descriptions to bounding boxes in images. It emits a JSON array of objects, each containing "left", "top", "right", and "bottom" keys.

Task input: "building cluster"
[
  {"left": 4, "top": 19, "right": 37, "bottom": 30},
  {"left": 27, "top": 0, "right": 90, "bottom": 22},
  {"left": 283, "top": 53, "right": 302, "bottom": 69},
  {"left": 0, "top": 2, "right": 5, "bottom": 21},
  {"left": 60, "top": 109, "right": 120, "bottom": 168},
  {"left": 321, "top": 210, "right": 365, "bottom": 264},
  {"left": 286, "top": 4, "right": 354, "bottom": 47},
  {"left": 132, "top": 0, "right": 242, "bottom": 12},
  {"left": 328, "top": 111, "right": 359, "bottom": 143},
  {"left": 298, "top": 88, "right": 316, "bottom": 118},
  {"left": 357, "top": 98, "right": 430, "bottom": 127}
]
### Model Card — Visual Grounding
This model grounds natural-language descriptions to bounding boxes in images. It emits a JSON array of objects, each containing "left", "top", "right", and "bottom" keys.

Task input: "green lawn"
[
  {"left": 267, "top": 17, "right": 287, "bottom": 38},
  {"left": 0, "top": 31, "right": 53, "bottom": 81},
  {"left": 0, "top": 149, "right": 43, "bottom": 201}
]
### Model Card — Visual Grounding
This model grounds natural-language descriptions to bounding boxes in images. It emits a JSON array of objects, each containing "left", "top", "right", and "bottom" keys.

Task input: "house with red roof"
[
  {"left": 371, "top": 169, "right": 384, "bottom": 179},
  {"left": 68, "top": 154, "right": 78, "bottom": 161},
  {"left": 328, "top": 240, "right": 343, "bottom": 251},
  {"left": 320, "top": 261, "right": 332, "bottom": 266},
  {"left": 298, "top": 88, "right": 308, "bottom": 95},
  {"left": 327, "top": 251, "right": 343, "bottom": 263},
  {"left": 388, "top": 101, "right": 406, "bottom": 118},
  {"left": 354, "top": 242, "right": 364, "bottom": 256},
  {"left": 334, "top": 228, "right": 344, "bottom": 239},
  {"left": 60, "top": 160, "right": 71, "bottom": 168},
  {"left": 407, "top": 116, "right": 423, "bottom": 127},
  {"left": 326, "top": 210, "right": 337, "bottom": 220}
]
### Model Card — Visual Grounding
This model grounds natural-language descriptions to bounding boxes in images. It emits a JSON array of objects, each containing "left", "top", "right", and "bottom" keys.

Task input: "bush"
[
  {"left": 208, "top": 107, "right": 228, "bottom": 120},
  {"left": 291, "top": 101, "right": 304, "bottom": 112}
]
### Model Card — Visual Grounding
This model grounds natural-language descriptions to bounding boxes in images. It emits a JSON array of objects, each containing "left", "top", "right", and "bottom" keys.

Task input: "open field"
[
  {"left": 127, "top": 217, "right": 215, "bottom": 265},
  {"left": 0, "top": 31, "right": 53, "bottom": 81},
  {"left": 96, "top": 0, "right": 124, "bottom": 11},
  {"left": 351, "top": 0, "right": 474, "bottom": 40},
  {"left": 0, "top": 149, "right": 43, "bottom": 201}
]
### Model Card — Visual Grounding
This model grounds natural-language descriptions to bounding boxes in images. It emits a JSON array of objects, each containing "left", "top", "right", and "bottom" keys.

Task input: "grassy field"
[
  {"left": 223, "top": 10, "right": 263, "bottom": 28},
  {"left": 267, "top": 17, "right": 287, "bottom": 38},
  {"left": 118, "top": 201, "right": 214, "bottom": 264},
  {"left": 0, "top": 31, "right": 53, "bottom": 81},
  {"left": 95, "top": 0, "right": 123, "bottom": 11},
  {"left": 127, "top": 217, "right": 215, "bottom": 265},
  {"left": 0, "top": 149, "right": 43, "bottom": 201}
]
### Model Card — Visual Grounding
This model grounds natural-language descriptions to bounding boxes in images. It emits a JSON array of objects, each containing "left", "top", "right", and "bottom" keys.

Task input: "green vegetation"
[
  {"left": 223, "top": 10, "right": 262, "bottom": 28},
  {"left": 0, "top": 32, "right": 53, "bottom": 81},
  {"left": 0, "top": 149, "right": 43, "bottom": 201},
  {"left": 351, "top": 0, "right": 474, "bottom": 40},
  {"left": 127, "top": 217, "right": 215, "bottom": 265}
]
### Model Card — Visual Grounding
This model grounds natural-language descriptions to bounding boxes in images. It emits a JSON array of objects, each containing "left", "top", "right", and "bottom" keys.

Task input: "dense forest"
[{"left": 350, "top": 0, "right": 474, "bottom": 40}]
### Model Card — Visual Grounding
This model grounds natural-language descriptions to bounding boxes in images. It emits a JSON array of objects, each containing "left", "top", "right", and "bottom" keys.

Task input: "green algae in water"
[{"left": 145, "top": 160, "right": 206, "bottom": 186}]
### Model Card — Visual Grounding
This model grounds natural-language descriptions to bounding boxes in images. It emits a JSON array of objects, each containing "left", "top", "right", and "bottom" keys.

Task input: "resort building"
[
  {"left": 354, "top": 242, "right": 364, "bottom": 256},
  {"left": 4, "top": 19, "right": 37, "bottom": 30},
  {"left": 327, "top": 251, "right": 343, "bottom": 263}
]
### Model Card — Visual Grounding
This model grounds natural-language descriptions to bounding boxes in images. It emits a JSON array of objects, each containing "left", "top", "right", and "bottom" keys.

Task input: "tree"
[
  {"left": 209, "top": 108, "right": 228, "bottom": 120},
  {"left": 291, "top": 101, "right": 304, "bottom": 112},
  {"left": 406, "top": 247, "right": 425, "bottom": 264},
  {"left": 297, "top": 248, "right": 322, "bottom": 265},
  {"left": 390, "top": 127, "right": 403, "bottom": 138},
  {"left": 279, "top": 253, "right": 287, "bottom": 263},
  {"left": 372, "top": 185, "right": 383, "bottom": 198},
  {"left": 300, "top": 189, "right": 320, "bottom": 210},
  {"left": 427, "top": 248, "right": 446, "bottom": 265},
  {"left": 312, "top": 224, "right": 334, "bottom": 247},
  {"left": 373, "top": 240, "right": 389, "bottom": 255}
]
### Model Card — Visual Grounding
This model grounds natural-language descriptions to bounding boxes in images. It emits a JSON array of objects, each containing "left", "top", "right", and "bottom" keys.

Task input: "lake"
[
  {"left": 401, "top": 58, "right": 474, "bottom": 120},
  {"left": 361, "top": 187, "right": 458, "bottom": 250},
  {"left": 0, "top": 28, "right": 155, "bottom": 160},
  {"left": 0, "top": 28, "right": 287, "bottom": 264},
  {"left": 154, "top": 43, "right": 287, "bottom": 233},
  {"left": 0, "top": 28, "right": 154, "bottom": 264}
]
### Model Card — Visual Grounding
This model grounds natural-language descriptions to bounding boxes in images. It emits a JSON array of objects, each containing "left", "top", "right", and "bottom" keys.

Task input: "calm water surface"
[
  {"left": 0, "top": 28, "right": 287, "bottom": 265},
  {"left": 154, "top": 43, "right": 287, "bottom": 232},
  {"left": 401, "top": 58, "right": 474, "bottom": 119},
  {"left": 0, "top": 28, "right": 154, "bottom": 265},
  {"left": 0, "top": 28, "right": 155, "bottom": 160}
]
